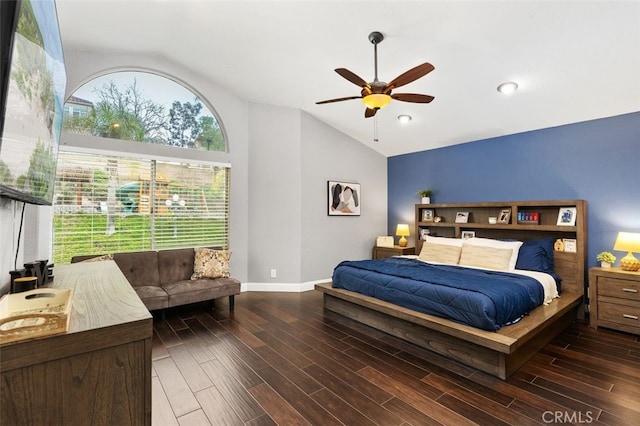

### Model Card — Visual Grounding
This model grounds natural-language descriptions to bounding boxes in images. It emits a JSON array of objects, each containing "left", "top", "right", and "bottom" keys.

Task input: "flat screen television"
[{"left": 0, "top": 0, "right": 66, "bottom": 205}]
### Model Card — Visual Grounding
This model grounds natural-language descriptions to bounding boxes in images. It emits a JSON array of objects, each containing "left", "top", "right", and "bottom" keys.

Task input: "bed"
[{"left": 316, "top": 200, "right": 586, "bottom": 379}]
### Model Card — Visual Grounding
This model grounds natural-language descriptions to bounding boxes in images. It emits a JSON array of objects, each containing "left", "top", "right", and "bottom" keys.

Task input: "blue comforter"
[{"left": 332, "top": 257, "right": 544, "bottom": 331}]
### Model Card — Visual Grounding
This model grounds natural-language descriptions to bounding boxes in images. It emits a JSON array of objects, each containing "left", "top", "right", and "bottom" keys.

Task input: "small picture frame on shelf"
[
  {"left": 563, "top": 238, "right": 577, "bottom": 252},
  {"left": 557, "top": 207, "right": 577, "bottom": 226},
  {"left": 461, "top": 231, "right": 475, "bottom": 239},
  {"left": 455, "top": 211, "right": 469, "bottom": 223},
  {"left": 497, "top": 209, "right": 511, "bottom": 224},
  {"left": 422, "top": 209, "right": 434, "bottom": 222},
  {"left": 420, "top": 228, "right": 430, "bottom": 240}
]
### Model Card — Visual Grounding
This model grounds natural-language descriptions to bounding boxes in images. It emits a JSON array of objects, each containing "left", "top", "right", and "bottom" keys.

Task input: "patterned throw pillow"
[{"left": 191, "top": 248, "right": 231, "bottom": 280}]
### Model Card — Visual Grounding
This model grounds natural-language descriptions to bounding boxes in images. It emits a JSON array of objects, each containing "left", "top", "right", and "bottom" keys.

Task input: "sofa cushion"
[
  {"left": 191, "top": 248, "right": 231, "bottom": 279},
  {"left": 158, "top": 248, "right": 197, "bottom": 285},
  {"left": 163, "top": 277, "right": 240, "bottom": 308},
  {"left": 134, "top": 286, "right": 169, "bottom": 311},
  {"left": 113, "top": 251, "right": 160, "bottom": 288}
]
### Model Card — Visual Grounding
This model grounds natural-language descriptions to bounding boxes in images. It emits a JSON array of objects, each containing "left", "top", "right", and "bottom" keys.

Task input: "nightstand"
[
  {"left": 589, "top": 267, "right": 640, "bottom": 335},
  {"left": 372, "top": 245, "right": 415, "bottom": 259}
]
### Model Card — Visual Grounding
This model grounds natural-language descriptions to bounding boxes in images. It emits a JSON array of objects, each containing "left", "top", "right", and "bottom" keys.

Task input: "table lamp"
[
  {"left": 396, "top": 224, "right": 410, "bottom": 247},
  {"left": 613, "top": 231, "right": 640, "bottom": 271}
]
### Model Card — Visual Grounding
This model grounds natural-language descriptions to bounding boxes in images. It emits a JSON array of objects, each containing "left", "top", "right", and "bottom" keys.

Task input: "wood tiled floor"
[{"left": 151, "top": 291, "right": 640, "bottom": 425}]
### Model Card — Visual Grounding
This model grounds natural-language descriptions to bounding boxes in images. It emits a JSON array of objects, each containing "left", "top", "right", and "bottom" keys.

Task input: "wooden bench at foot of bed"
[{"left": 315, "top": 282, "right": 582, "bottom": 379}]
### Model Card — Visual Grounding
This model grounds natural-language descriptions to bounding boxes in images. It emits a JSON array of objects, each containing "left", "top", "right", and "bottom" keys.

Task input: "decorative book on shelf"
[{"left": 517, "top": 211, "right": 540, "bottom": 224}]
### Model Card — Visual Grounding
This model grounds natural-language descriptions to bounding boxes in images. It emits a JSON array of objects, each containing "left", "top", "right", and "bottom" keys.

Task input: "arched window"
[
  {"left": 63, "top": 71, "right": 226, "bottom": 151},
  {"left": 52, "top": 71, "right": 230, "bottom": 264}
]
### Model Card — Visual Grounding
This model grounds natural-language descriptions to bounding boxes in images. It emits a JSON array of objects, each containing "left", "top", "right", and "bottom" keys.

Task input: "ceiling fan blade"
[
  {"left": 385, "top": 62, "right": 435, "bottom": 92},
  {"left": 364, "top": 108, "right": 377, "bottom": 118},
  {"left": 316, "top": 95, "right": 363, "bottom": 105},
  {"left": 391, "top": 93, "right": 435, "bottom": 103},
  {"left": 335, "top": 68, "right": 371, "bottom": 89}
]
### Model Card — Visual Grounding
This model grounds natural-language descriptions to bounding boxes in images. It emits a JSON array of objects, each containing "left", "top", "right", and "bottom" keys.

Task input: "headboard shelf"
[{"left": 415, "top": 200, "right": 587, "bottom": 297}]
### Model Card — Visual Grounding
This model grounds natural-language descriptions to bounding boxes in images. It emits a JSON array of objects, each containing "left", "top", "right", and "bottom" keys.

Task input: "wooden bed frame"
[{"left": 316, "top": 200, "right": 587, "bottom": 379}]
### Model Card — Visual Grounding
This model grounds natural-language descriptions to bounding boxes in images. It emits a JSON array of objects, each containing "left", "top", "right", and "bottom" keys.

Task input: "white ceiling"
[{"left": 56, "top": 0, "right": 640, "bottom": 157}]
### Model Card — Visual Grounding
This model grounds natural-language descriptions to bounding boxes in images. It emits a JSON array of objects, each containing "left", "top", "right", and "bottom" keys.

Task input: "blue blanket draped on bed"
[{"left": 332, "top": 257, "right": 544, "bottom": 331}]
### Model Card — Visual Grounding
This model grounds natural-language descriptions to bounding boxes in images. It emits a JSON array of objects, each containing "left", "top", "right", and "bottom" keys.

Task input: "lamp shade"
[
  {"left": 613, "top": 231, "right": 640, "bottom": 271},
  {"left": 396, "top": 224, "right": 410, "bottom": 236},
  {"left": 362, "top": 94, "right": 392, "bottom": 109},
  {"left": 396, "top": 224, "right": 410, "bottom": 248},
  {"left": 613, "top": 232, "right": 640, "bottom": 253}
]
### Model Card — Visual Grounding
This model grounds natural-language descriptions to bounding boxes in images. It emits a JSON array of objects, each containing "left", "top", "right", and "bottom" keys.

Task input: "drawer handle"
[
  {"left": 623, "top": 314, "right": 639, "bottom": 320},
  {"left": 622, "top": 288, "right": 638, "bottom": 293}
]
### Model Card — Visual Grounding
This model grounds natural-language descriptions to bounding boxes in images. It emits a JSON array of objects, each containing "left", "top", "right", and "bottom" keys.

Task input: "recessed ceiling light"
[
  {"left": 497, "top": 82, "right": 518, "bottom": 94},
  {"left": 397, "top": 114, "right": 412, "bottom": 123}
]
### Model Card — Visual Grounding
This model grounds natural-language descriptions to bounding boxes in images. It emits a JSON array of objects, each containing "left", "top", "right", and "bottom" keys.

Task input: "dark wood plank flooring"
[{"left": 151, "top": 291, "right": 640, "bottom": 425}]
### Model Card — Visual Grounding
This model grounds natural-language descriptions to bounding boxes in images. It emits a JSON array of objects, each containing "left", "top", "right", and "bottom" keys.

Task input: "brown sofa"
[{"left": 71, "top": 247, "right": 240, "bottom": 312}]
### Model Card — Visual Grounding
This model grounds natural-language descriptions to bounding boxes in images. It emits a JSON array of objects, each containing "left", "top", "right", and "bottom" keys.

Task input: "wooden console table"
[{"left": 0, "top": 260, "right": 153, "bottom": 425}]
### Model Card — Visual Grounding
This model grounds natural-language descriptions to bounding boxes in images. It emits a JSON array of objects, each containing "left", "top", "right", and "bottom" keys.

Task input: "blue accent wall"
[{"left": 388, "top": 111, "right": 640, "bottom": 267}]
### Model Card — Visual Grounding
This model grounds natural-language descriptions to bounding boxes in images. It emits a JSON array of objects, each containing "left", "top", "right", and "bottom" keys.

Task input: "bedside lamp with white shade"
[
  {"left": 613, "top": 232, "right": 640, "bottom": 271},
  {"left": 396, "top": 224, "right": 410, "bottom": 247}
]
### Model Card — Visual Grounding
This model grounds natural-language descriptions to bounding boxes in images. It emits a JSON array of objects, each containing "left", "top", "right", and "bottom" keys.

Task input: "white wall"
[
  {"left": 300, "top": 112, "right": 388, "bottom": 283},
  {"left": 0, "top": 200, "right": 23, "bottom": 293},
  {"left": 247, "top": 104, "right": 302, "bottom": 288}
]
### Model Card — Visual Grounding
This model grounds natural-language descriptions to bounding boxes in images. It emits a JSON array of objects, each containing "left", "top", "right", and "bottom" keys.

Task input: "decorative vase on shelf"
[{"left": 422, "top": 197, "right": 431, "bottom": 204}]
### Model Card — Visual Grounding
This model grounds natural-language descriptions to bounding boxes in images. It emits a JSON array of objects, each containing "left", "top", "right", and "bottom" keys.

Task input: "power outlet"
[{"left": 270, "top": 269, "right": 277, "bottom": 278}]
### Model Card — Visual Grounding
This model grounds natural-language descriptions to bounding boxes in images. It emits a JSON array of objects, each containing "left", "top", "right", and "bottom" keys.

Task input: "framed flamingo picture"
[{"left": 328, "top": 181, "right": 360, "bottom": 216}]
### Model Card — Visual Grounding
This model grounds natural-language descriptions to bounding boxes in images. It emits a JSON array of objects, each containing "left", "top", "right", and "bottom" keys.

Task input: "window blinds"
[{"left": 53, "top": 151, "right": 229, "bottom": 264}]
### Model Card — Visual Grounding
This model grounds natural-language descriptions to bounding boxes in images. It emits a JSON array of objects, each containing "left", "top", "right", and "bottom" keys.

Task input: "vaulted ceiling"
[{"left": 56, "top": 0, "right": 640, "bottom": 157}]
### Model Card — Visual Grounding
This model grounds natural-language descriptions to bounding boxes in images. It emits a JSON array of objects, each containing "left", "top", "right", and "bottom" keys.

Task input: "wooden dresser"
[
  {"left": 589, "top": 267, "right": 640, "bottom": 335},
  {"left": 0, "top": 260, "right": 153, "bottom": 425}
]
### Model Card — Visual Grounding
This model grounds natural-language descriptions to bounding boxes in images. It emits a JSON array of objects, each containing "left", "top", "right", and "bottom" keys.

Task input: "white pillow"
[
  {"left": 423, "top": 235, "right": 464, "bottom": 247},
  {"left": 463, "top": 237, "right": 523, "bottom": 270},
  {"left": 419, "top": 242, "right": 462, "bottom": 264},
  {"left": 459, "top": 244, "right": 513, "bottom": 271}
]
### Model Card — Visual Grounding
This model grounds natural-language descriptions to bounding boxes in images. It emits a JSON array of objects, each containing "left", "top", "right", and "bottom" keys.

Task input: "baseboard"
[{"left": 243, "top": 278, "right": 330, "bottom": 293}]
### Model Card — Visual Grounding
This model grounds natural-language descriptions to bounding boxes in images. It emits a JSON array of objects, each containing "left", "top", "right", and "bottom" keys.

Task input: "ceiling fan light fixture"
[
  {"left": 497, "top": 81, "right": 518, "bottom": 94},
  {"left": 362, "top": 94, "right": 392, "bottom": 109}
]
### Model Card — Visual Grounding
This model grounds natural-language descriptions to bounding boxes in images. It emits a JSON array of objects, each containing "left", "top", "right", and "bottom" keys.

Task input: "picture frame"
[
  {"left": 461, "top": 231, "right": 475, "bottom": 239},
  {"left": 455, "top": 211, "right": 469, "bottom": 223},
  {"left": 328, "top": 181, "right": 361, "bottom": 216},
  {"left": 557, "top": 207, "right": 577, "bottom": 226},
  {"left": 497, "top": 209, "right": 511, "bottom": 224},
  {"left": 563, "top": 238, "right": 577, "bottom": 253},
  {"left": 422, "top": 209, "right": 434, "bottom": 222}
]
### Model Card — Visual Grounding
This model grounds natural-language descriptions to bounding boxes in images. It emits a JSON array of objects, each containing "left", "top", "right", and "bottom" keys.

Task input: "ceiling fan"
[{"left": 316, "top": 31, "right": 435, "bottom": 118}]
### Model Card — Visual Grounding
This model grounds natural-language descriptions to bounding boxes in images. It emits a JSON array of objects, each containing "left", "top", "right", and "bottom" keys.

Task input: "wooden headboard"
[{"left": 414, "top": 200, "right": 587, "bottom": 297}]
